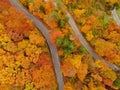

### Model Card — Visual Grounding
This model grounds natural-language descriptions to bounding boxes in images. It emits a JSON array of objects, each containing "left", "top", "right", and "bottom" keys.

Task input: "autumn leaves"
[
  {"left": 1, "top": 0, "right": 120, "bottom": 90},
  {"left": 0, "top": 1, "right": 57, "bottom": 90},
  {"left": 14, "top": 0, "right": 120, "bottom": 89}
]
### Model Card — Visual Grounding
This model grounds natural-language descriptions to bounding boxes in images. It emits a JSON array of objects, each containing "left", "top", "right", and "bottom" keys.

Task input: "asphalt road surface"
[
  {"left": 9, "top": 0, "right": 64, "bottom": 90},
  {"left": 9, "top": 0, "right": 120, "bottom": 90},
  {"left": 54, "top": 1, "right": 120, "bottom": 71}
]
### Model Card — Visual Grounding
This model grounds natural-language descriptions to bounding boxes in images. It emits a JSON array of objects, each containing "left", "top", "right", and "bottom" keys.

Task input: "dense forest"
[{"left": 0, "top": 0, "right": 120, "bottom": 90}]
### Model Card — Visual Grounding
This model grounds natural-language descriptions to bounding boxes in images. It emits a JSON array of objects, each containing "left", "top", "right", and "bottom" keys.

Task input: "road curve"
[
  {"left": 67, "top": 10, "right": 120, "bottom": 71},
  {"left": 54, "top": 1, "right": 120, "bottom": 71},
  {"left": 9, "top": 0, "right": 64, "bottom": 90}
]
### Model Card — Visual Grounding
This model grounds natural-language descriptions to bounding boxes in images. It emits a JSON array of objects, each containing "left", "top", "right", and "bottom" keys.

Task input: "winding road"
[
  {"left": 9, "top": 0, "right": 64, "bottom": 90},
  {"left": 66, "top": 11, "right": 120, "bottom": 70},
  {"left": 9, "top": 0, "right": 120, "bottom": 90},
  {"left": 54, "top": 1, "right": 120, "bottom": 71}
]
